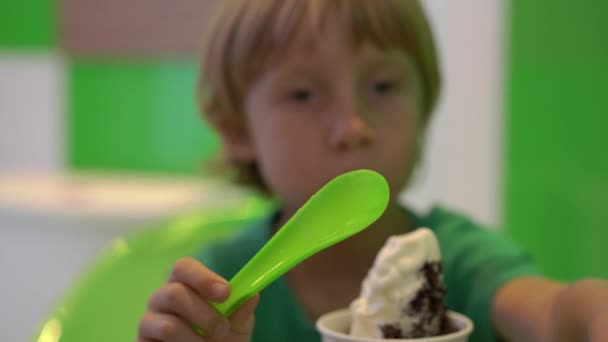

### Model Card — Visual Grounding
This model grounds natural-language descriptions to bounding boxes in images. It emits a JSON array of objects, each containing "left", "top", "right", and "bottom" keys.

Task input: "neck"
[{"left": 274, "top": 200, "right": 414, "bottom": 274}]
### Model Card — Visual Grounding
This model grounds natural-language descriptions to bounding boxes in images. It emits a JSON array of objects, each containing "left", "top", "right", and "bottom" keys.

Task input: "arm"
[{"left": 492, "top": 277, "right": 608, "bottom": 341}]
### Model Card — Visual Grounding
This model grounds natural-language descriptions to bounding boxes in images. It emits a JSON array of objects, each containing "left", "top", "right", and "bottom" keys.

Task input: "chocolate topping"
[
  {"left": 377, "top": 261, "right": 456, "bottom": 338},
  {"left": 379, "top": 323, "right": 404, "bottom": 338}
]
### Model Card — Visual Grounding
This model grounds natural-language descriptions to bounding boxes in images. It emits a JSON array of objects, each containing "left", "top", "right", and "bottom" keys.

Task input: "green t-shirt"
[{"left": 196, "top": 206, "right": 540, "bottom": 342}]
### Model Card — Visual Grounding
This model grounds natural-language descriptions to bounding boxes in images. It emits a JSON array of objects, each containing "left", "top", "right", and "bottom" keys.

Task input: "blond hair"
[{"left": 197, "top": 0, "right": 441, "bottom": 193}]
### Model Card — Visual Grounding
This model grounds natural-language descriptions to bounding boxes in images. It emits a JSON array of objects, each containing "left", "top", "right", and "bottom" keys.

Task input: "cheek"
[
  {"left": 246, "top": 114, "right": 319, "bottom": 177},
  {"left": 377, "top": 102, "right": 420, "bottom": 148},
  {"left": 376, "top": 109, "right": 421, "bottom": 192}
]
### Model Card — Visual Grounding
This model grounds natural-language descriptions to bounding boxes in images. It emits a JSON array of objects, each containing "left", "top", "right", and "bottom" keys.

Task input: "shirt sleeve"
[{"left": 431, "top": 208, "right": 542, "bottom": 342}]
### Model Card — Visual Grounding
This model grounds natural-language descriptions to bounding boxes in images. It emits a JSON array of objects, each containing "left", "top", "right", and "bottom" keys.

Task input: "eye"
[
  {"left": 373, "top": 81, "right": 397, "bottom": 95},
  {"left": 290, "top": 89, "right": 313, "bottom": 102}
]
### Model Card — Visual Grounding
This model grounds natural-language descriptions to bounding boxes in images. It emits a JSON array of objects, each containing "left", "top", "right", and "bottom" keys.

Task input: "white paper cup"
[{"left": 316, "top": 309, "right": 474, "bottom": 342}]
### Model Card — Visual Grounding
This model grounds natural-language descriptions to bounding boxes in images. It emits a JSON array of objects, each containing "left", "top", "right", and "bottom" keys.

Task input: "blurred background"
[{"left": 1, "top": 0, "right": 607, "bottom": 340}]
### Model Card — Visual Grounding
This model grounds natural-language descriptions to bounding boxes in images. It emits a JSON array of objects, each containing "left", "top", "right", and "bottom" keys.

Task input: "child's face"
[{"left": 233, "top": 23, "right": 425, "bottom": 209}]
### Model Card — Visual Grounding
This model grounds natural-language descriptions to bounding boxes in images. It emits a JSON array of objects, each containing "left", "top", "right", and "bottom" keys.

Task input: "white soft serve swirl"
[{"left": 349, "top": 228, "right": 442, "bottom": 338}]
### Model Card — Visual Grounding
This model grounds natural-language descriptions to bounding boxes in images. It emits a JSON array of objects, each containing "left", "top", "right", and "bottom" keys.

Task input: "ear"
[{"left": 213, "top": 115, "right": 257, "bottom": 162}]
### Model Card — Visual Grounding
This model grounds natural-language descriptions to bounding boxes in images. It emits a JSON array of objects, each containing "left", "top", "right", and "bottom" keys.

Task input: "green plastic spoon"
[{"left": 213, "top": 169, "right": 390, "bottom": 316}]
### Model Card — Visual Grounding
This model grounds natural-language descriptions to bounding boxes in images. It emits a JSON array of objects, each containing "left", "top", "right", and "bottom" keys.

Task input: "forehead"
[
  {"left": 263, "top": 18, "right": 412, "bottom": 76},
  {"left": 248, "top": 0, "right": 420, "bottom": 68}
]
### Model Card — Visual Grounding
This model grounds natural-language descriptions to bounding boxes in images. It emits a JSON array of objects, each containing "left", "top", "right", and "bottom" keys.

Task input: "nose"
[{"left": 329, "top": 104, "right": 375, "bottom": 150}]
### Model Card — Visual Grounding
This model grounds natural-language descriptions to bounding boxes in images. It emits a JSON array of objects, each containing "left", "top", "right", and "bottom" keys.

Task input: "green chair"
[{"left": 32, "top": 195, "right": 272, "bottom": 342}]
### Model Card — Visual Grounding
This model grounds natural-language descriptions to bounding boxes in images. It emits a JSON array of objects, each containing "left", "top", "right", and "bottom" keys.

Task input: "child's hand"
[
  {"left": 493, "top": 277, "right": 608, "bottom": 341},
  {"left": 137, "top": 258, "right": 259, "bottom": 342},
  {"left": 549, "top": 279, "right": 608, "bottom": 342}
]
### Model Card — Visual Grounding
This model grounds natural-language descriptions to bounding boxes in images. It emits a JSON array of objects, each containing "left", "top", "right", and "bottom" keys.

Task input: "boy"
[{"left": 137, "top": 1, "right": 608, "bottom": 341}]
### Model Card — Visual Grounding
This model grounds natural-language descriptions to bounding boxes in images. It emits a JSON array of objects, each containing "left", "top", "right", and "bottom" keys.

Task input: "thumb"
[{"left": 228, "top": 294, "right": 260, "bottom": 335}]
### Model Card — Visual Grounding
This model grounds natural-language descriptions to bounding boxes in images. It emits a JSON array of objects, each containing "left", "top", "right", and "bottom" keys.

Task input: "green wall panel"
[
  {"left": 68, "top": 60, "right": 219, "bottom": 175},
  {"left": 506, "top": 0, "right": 608, "bottom": 280},
  {"left": 0, "top": 0, "right": 55, "bottom": 48}
]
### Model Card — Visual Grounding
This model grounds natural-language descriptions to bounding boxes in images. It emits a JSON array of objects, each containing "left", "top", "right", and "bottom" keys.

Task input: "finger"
[
  {"left": 228, "top": 294, "right": 260, "bottom": 335},
  {"left": 168, "top": 258, "right": 230, "bottom": 303},
  {"left": 148, "top": 282, "right": 230, "bottom": 339},
  {"left": 138, "top": 311, "right": 204, "bottom": 342}
]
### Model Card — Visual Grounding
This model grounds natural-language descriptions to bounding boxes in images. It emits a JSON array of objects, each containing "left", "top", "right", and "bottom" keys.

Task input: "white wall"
[
  {"left": 0, "top": 53, "right": 65, "bottom": 172},
  {"left": 402, "top": 0, "right": 505, "bottom": 227}
]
